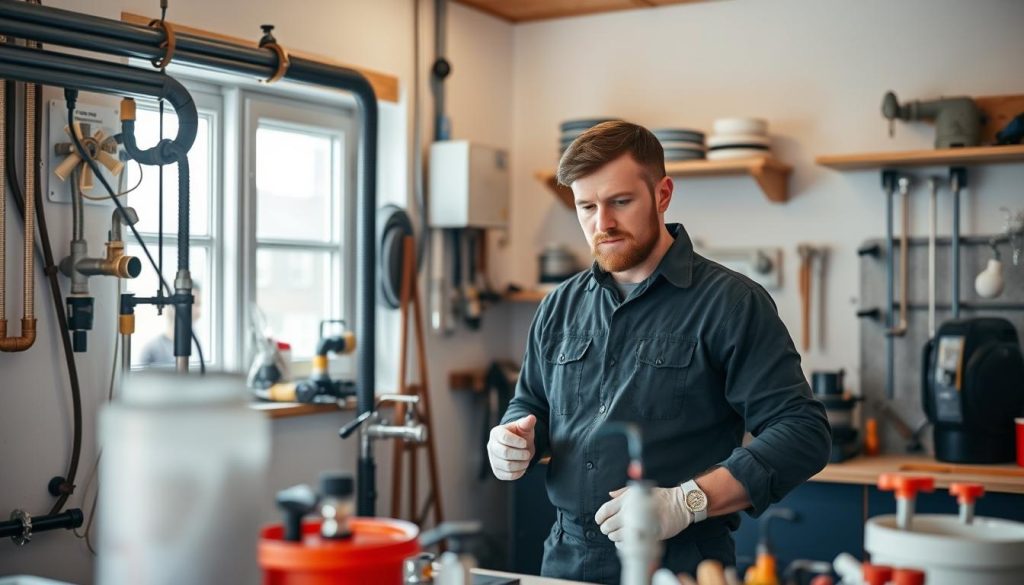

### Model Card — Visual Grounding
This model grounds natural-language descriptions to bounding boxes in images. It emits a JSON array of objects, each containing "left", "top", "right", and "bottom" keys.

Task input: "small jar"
[{"left": 319, "top": 472, "right": 354, "bottom": 539}]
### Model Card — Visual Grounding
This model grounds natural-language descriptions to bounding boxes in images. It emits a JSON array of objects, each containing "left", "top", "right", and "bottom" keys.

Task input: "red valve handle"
[
  {"left": 893, "top": 567, "right": 926, "bottom": 585},
  {"left": 878, "top": 473, "right": 935, "bottom": 500},
  {"left": 949, "top": 482, "right": 985, "bottom": 505},
  {"left": 863, "top": 563, "right": 894, "bottom": 585}
]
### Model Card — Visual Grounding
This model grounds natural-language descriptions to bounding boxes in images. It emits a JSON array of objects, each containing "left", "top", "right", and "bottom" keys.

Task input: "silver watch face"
[{"left": 685, "top": 489, "right": 707, "bottom": 512}]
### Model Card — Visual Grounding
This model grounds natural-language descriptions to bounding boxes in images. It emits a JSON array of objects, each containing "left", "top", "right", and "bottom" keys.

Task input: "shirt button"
[
  {"left": 598, "top": 404, "right": 606, "bottom": 414},
  {"left": 558, "top": 353, "right": 566, "bottom": 363},
  {"left": 585, "top": 530, "right": 595, "bottom": 540},
  {"left": 586, "top": 461, "right": 594, "bottom": 470},
  {"left": 655, "top": 358, "right": 663, "bottom": 366}
]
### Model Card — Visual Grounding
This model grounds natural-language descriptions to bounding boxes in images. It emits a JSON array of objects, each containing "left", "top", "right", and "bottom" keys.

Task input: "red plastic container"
[
  {"left": 1016, "top": 417, "right": 1024, "bottom": 467},
  {"left": 259, "top": 517, "right": 420, "bottom": 585}
]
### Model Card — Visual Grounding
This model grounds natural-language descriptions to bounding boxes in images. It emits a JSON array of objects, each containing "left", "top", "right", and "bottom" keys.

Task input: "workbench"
[
  {"left": 510, "top": 455, "right": 1024, "bottom": 577},
  {"left": 811, "top": 454, "right": 1024, "bottom": 495},
  {"left": 473, "top": 568, "right": 594, "bottom": 584}
]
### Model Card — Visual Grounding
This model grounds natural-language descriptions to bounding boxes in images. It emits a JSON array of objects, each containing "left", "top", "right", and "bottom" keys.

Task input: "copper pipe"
[
  {"left": 1, "top": 73, "right": 7, "bottom": 324},
  {"left": 0, "top": 80, "right": 38, "bottom": 351}
]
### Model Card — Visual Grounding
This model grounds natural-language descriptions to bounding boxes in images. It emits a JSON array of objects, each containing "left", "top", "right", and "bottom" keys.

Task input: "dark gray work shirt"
[{"left": 502, "top": 223, "right": 831, "bottom": 544}]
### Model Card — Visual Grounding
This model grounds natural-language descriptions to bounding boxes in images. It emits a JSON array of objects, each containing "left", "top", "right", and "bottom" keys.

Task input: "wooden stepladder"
[{"left": 390, "top": 235, "right": 444, "bottom": 535}]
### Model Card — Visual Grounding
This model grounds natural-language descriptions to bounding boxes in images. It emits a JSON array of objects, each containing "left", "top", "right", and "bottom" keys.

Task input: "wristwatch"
[{"left": 680, "top": 479, "right": 708, "bottom": 523}]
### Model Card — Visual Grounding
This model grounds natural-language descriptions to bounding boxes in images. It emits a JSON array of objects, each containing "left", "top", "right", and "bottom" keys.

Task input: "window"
[
  {"left": 244, "top": 97, "right": 356, "bottom": 363},
  {"left": 121, "top": 74, "right": 358, "bottom": 373}
]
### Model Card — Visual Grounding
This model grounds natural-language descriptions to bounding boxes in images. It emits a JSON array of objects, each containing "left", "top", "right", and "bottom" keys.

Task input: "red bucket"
[{"left": 259, "top": 517, "right": 420, "bottom": 585}]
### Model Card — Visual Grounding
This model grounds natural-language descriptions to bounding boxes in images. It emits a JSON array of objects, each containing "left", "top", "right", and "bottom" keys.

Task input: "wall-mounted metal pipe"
[
  {"left": 882, "top": 171, "right": 897, "bottom": 400},
  {"left": 950, "top": 168, "right": 965, "bottom": 319},
  {"left": 887, "top": 176, "right": 910, "bottom": 337}
]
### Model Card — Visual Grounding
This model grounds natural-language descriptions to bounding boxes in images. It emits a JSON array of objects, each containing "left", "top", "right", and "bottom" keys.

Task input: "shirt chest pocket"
[
  {"left": 630, "top": 338, "right": 696, "bottom": 420},
  {"left": 543, "top": 336, "right": 592, "bottom": 415}
]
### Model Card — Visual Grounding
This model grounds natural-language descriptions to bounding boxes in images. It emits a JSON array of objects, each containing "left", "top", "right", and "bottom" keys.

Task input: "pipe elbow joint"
[{"left": 0, "top": 319, "right": 37, "bottom": 352}]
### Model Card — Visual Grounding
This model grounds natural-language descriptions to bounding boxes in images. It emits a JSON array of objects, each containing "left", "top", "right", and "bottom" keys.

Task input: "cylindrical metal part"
[
  {"left": 122, "top": 333, "right": 132, "bottom": 373},
  {"left": 951, "top": 171, "right": 962, "bottom": 319},
  {"left": 885, "top": 175, "right": 895, "bottom": 400},
  {"left": 0, "top": 509, "right": 83, "bottom": 539}
]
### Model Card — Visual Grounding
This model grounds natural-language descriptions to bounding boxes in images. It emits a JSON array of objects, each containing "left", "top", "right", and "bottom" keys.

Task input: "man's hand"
[
  {"left": 595, "top": 485, "right": 692, "bottom": 545},
  {"left": 487, "top": 415, "right": 537, "bottom": 481}
]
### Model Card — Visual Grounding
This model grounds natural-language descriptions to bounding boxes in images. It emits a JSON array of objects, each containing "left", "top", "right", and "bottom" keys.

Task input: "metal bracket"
[{"left": 9, "top": 509, "right": 32, "bottom": 546}]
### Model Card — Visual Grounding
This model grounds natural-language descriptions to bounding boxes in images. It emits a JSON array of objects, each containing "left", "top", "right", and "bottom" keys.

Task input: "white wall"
[
  {"left": 0, "top": 0, "right": 514, "bottom": 581},
  {"left": 500, "top": 0, "right": 1024, "bottom": 392}
]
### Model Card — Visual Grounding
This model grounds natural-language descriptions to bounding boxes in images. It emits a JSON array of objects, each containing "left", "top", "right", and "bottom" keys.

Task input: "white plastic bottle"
[{"left": 96, "top": 372, "right": 270, "bottom": 585}]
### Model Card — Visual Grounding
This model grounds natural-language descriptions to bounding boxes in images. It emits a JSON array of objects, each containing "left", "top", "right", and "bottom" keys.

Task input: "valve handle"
[
  {"left": 338, "top": 410, "right": 374, "bottom": 439},
  {"left": 878, "top": 473, "right": 935, "bottom": 499},
  {"left": 950, "top": 482, "right": 985, "bottom": 505},
  {"left": 862, "top": 563, "right": 894, "bottom": 585}
]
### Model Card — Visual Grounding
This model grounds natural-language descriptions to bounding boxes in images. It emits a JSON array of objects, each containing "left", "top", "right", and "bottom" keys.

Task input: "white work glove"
[
  {"left": 595, "top": 485, "right": 693, "bottom": 545},
  {"left": 487, "top": 414, "right": 537, "bottom": 481}
]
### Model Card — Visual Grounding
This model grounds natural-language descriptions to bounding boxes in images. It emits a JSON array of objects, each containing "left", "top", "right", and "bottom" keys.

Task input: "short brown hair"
[{"left": 556, "top": 121, "right": 666, "bottom": 192}]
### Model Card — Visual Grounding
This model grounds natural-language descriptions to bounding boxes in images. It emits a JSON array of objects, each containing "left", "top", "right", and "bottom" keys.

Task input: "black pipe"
[
  {"left": 0, "top": 0, "right": 379, "bottom": 510},
  {"left": 950, "top": 168, "right": 966, "bottom": 319},
  {"left": 0, "top": 509, "right": 83, "bottom": 539},
  {"left": 287, "top": 57, "right": 378, "bottom": 422},
  {"left": 882, "top": 171, "right": 897, "bottom": 400},
  {"left": 877, "top": 302, "right": 1024, "bottom": 312}
]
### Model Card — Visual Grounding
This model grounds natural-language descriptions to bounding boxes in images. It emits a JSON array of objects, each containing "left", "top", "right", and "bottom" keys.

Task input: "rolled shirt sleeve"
[{"left": 714, "top": 286, "right": 832, "bottom": 516}]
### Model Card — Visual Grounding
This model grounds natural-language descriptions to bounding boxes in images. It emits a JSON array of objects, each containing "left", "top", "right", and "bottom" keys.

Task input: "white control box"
[{"left": 428, "top": 141, "right": 509, "bottom": 228}]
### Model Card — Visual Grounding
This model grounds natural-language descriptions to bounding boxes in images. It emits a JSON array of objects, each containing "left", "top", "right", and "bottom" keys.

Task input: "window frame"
[
  {"left": 240, "top": 91, "right": 359, "bottom": 374},
  {"left": 122, "top": 64, "right": 361, "bottom": 375}
]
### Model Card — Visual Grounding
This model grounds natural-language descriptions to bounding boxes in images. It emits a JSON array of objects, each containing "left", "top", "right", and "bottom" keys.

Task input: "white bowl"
[
  {"left": 706, "top": 148, "right": 771, "bottom": 161},
  {"left": 713, "top": 117, "right": 768, "bottom": 136},
  {"left": 706, "top": 133, "right": 770, "bottom": 148}
]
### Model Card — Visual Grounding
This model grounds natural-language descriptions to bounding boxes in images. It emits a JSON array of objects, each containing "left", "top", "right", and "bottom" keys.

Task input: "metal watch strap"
[{"left": 680, "top": 479, "right": 708, "bottom": 524}]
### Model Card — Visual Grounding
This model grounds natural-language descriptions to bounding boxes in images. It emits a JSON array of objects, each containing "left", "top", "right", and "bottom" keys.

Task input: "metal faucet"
[{"left": 339, "top": 394, "right": 428, "bottom": 515}]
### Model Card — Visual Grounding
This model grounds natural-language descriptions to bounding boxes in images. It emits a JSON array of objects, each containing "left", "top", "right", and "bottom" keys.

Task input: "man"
[
  {"left": 488, "top": 121, "right": 831, "bottom": 583},
  {"left": 138, "top": 282, "right": 203, "bottom": 367}
]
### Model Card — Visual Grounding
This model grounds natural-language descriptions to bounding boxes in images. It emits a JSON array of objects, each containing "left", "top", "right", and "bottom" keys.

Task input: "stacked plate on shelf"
[
  {"left": 706, "top": 117, "right": 771, "bottom": 161},
  {"left": 559, "top": 118, "right": 617, "bottom": 155},
  {"left": 653, "top": 128, "right": 706, "bottom": 161}
]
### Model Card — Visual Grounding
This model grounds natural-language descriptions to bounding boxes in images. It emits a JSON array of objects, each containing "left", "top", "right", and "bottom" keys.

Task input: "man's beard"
[{"left": 591, "top": 222, "right": 659, "bottom": 273}]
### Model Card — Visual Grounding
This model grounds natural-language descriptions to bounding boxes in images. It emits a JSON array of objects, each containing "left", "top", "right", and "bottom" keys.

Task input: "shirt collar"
[{"left": 587, "top": 222, "right": 695, "bottom": 290}]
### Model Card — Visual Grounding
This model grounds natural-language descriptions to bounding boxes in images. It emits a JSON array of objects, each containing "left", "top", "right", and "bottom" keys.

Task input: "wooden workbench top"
[{"left": 811, "top": 454, "right": 1024, "bottom": 495}]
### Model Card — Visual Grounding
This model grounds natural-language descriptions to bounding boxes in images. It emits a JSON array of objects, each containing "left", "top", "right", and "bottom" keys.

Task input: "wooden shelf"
[
  {"left": 504, "top": 289, "right": 549, "bottom": 303},
  {"left": 250, "top": 399, "right": 354, "bottom": 419},
  {"left": 535, "top": 155, "right": 793, "bottom": 207},
  {"left": 812, "top": 454, "right": 1024, "bottom": 495},
  {"left": 454, "top": 0, "right": 711, "bottom": 23},
  {"left": 816, "top": 144, "right": 1024, "bottom": 170}
]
